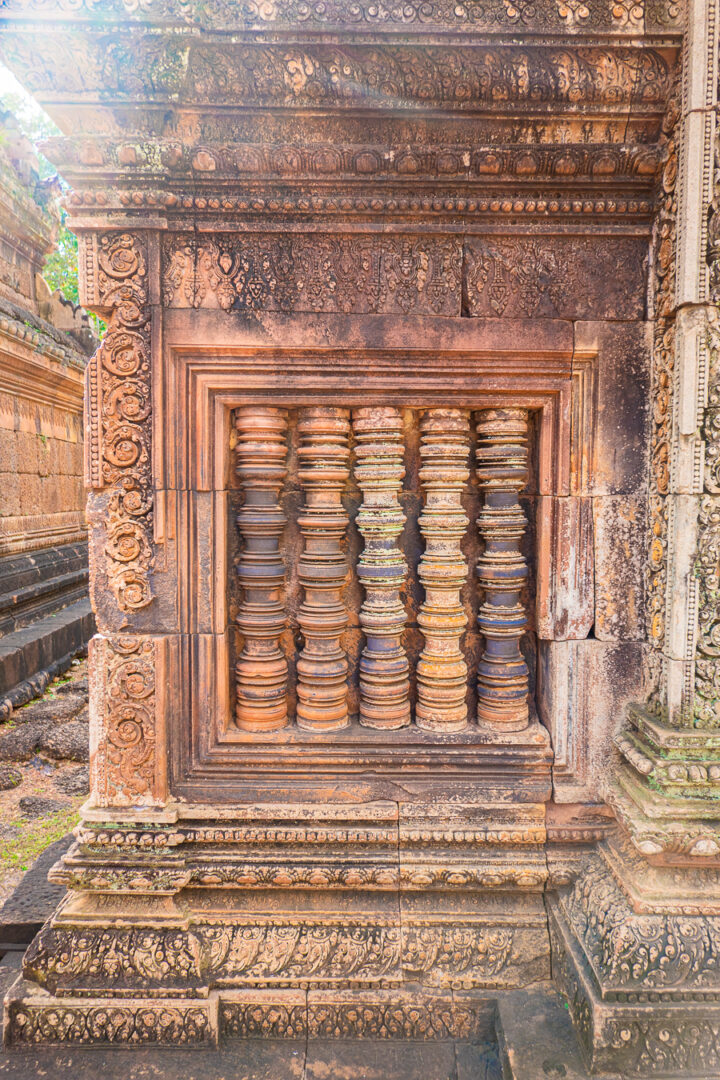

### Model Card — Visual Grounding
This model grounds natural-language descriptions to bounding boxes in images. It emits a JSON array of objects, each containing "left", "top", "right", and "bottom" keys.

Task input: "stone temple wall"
[
  {"left": 0, "top": 111, "right": 95, "bottom": 713},
  {"left": 1, "top": 1, "right": 720, "bottom": 1076}
]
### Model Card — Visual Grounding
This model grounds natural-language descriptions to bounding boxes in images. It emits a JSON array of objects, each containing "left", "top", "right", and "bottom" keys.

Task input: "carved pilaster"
[
  {"left": 353, "top": 407, "right": 410, "bottom": 730},
  {"left": 87, "top": 232, "right": 153, "bottom": 614},
  {"left": 475, "top": 408, "right": 530, "bottom": 732},
  {"left": 416, "top": 409, "right": 470, "bottom": 732},
  {"left": 296, "top": 407, "right": 351, "bottom": 731},
  {"left": 234, "top": 406, "right": 289, "bottom": 732}
]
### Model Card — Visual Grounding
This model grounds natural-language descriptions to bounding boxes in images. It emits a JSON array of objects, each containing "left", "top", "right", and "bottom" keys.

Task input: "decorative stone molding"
[
  {"left": 162, "top": 234, "right": 461, "bottom": 316},
  {"left": 233, "top": 406, "right": 290, "bottom": 732},
  {"left": 353, "top": 406, "right": 410, "bottom": 730}
]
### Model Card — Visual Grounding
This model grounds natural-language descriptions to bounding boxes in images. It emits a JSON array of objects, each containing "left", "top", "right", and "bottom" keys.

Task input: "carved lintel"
[
  {"left": 353, "top": 406, "right": 410, "bottom": 730},
  {"left": 234, "top": 406, "right": 289, "bottom": 732},
  {"left": 296, "top": 407, "right": 351, "bottom": 731},
  {"left": 416, "top": 409, "right": 471, "bottom": 733},
  {"left": 475, "top": 408, "right": 530, "bottom": 732}
]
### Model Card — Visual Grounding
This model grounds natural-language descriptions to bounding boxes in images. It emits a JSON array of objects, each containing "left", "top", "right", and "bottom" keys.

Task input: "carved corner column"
[
  {"left": 353, "top": 406, "right": 410, "bottom": 729},
  {"left": 416, "top": 409, "right": 470, "bottom": 732},
  {"left": 296, "top": 407, "right": 351, "bottom": 731},
  {"left": 234, "top": 406, "right": 289, "bottom": 732},
  {"left": 475, "top": 408, "right": 530, "bottom": 732}
]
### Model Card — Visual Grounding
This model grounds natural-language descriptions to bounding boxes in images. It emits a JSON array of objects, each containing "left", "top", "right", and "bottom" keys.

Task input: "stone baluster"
[
  {"left": 416, "top": 409, "right": 471, "bottom": 732},
  {"left": 353, "top": 406, "right": 410, "bottom": 729},
  {"left": 475, "top": 407, "right": 530, "bottom": 732},
  {"left": 234, "top": 406, "right": 290, "bottom": 732},
  {"left": 296, "top": 406, "right": 351, "bottom": 731}
]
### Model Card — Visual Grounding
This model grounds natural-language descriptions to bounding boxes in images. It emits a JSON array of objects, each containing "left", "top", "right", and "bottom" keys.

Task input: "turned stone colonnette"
[
  {"left": 233, "top": 404, "right": 531, "bottom": 731},
  {"left": 234, "top": 406, "right": 289, "bottom": 732}
]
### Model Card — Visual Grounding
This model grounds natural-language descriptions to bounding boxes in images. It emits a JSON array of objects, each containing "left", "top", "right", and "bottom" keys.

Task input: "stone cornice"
[{"left": 0, "top": 0, "right": 684, "bottom": 35}]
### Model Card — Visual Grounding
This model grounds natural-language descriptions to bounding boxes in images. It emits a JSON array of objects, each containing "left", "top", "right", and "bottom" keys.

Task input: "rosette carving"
[
  {"left": 234, "top": 406, "right": 290, "bottom": 732},
  {"left": 416, "top": 409, "right": 471, "bottom": 732},
  {"left": 475, "top": 408, "right": 530, "bottom": 731},
  {"left": 89, "top": 232, "right": 154, "bottom": 613},
  {"left": 296, "top": 407, "right": 351, "bottom": 730},
  {"left": 353, "top": 407, "right": 410, "bottom": 729}
]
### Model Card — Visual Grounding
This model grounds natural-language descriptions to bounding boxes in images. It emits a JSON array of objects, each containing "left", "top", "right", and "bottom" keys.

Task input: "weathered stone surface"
[
  {"left": 38, "top": 719, "right": 89, "bottom": 762},
  {"left": 0, "top": 2, "right": 713, "bottom": 1075},
  {"left": 17, "top": 796, "right": 67, "bottom": 817},
  {"left": 0, "top": 763, "right": 21, "bottom": 789},
  {"left": 54, "top": 765, "right": 89, "bottom": 795},
  {"left": 14, "top": 694, "right": 85, "bottom": 724},
  {"left": 0, "top": 722, "right": 44, "bottom": 762}
]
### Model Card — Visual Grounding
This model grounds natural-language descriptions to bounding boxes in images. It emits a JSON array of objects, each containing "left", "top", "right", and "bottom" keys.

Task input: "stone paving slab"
[
  {"left": 0, "top": 834, "right": 71, "bottom": 948},
  {"left": 0, "top": 1039, "right": 501, "bottom": 1079}
]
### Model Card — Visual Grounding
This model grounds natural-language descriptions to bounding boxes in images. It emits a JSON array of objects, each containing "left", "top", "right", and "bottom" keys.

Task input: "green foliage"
[{"left": 1, "top": 802, "right": 82, "bottom": 874}]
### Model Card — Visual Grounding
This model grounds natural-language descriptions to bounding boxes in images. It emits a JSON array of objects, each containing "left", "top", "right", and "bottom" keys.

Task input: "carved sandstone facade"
[{"left": 0, "top": 0, "right": 719, "bottom": 1075}]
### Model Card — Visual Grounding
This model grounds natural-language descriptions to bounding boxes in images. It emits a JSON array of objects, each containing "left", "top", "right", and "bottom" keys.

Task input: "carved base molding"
[
  {"left": 4, "top": 980, "right": 497, "bottom": 1048},
  {"left": 550, "top": 839, "right": 720, "bottom": 1077},
  {"left": 1, "top": 800, "right": 552, "bottom": 1046}
]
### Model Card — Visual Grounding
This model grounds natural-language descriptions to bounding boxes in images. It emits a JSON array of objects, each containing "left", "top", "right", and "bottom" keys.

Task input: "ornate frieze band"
[
  {"left": 83, "top": 231, "right": 154, "bottom": 614},
  {"left": 0, "top": 0, "right": 683, "bottom": 32},
  {"left": 5, "top": 38, "right": 672, "bottom": 111},
  {"left": 163, "top": 234, "right": 460, "bottom": 317}
]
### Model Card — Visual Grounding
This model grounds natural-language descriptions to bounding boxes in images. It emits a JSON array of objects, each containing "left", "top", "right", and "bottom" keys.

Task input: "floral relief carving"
[
  {"left": 9, "top": 0, "right": 679, "bottom": 32},
  {"left": 93, "top": 635, "right": 158, "bottom": 806},
  {"left": 7, "top": 1002, "right": 213, "bottom": 1047},
  {"left": 562, "top": 856, "right": 720, "bottom": 992},
  {"left": 8, "top": 36, "right": 670, "bottom": 110},
  {"left": 464, "top": 236, "right": 645, "bottom": 319},
  {"left": 88, "top": 232, "right": 154, "bottom": 613},
  {"left": 162, "top": 234, "right": 461, "bottom": 316},
  {"left": 646, "top": 85, "right": 679, "bottom": 654}
]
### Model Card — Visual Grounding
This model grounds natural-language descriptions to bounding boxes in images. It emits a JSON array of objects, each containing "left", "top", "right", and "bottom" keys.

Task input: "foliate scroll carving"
[
  {"left": 9, "top": 0, "right": 681, "bottom": 33},
  {"left": 86, "top": 232, "right": 153, "bottom": 614},
  {"left": 7, "top": 1000, "right": 214, "bottom": 1048},
  {"left": 296, "top": 408, "right": 351, "bottom": 731},
  {"left": 416, "top": 410, "right": 471, "bottom": 733},
  {"left": 162, "top": 234, "right": 460, "bottom": 317},
  {"left": 694, "top": 110, "right": 720, "bottom": 724},
  {"left": 92, "top": 634, "right": 160, "bottom": 807},
  {"left": 646, "top": 87, "right": 679, "bottom": 654},
  {"left": 234, "top": 407, "right": 290, "bottom": 732},
  {"left": 353, "top": 407, "right": 410, "bottom": 730},
  {"left": 694, "top": 495, "right": 720, "bottom": 726},
  {"left": 560, "top": 854, "right": 720, "bottom": 992},
  {"left": 475, "top": 409, "right": 530, "bottom": 732}
]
